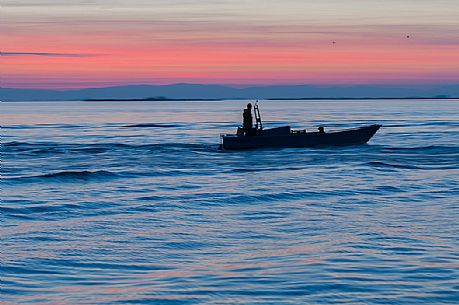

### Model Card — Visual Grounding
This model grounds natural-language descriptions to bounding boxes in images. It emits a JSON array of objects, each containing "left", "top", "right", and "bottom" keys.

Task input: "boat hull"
[{"left": 221, "top": 124, "right": 381, "bottom": 150}]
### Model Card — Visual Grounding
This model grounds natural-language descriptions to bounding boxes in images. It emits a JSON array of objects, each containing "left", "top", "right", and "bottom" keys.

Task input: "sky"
[{"left": 2, "top": 0, "right": 459, "bottom": 89}]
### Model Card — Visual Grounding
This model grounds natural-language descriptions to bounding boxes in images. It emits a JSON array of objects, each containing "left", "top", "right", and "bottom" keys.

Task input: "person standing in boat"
[{"left": 243, "top": 103, "right": 254, "bottom": 136}]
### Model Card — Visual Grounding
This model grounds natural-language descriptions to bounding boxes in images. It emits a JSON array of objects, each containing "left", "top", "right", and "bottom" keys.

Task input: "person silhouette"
[{"left": 243, "top": 103, "right": 254, "bottom": 136}]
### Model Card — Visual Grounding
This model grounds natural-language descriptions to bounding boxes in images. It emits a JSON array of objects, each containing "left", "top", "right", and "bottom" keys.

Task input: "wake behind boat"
[{"left": 220, "top": 102, "right": 381, "bottom": 150}]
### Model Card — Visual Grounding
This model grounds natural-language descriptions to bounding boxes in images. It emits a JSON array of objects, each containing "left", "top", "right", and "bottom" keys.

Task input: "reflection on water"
[{"left": 2, "top": 100, "right": 459, "bottom": 304}]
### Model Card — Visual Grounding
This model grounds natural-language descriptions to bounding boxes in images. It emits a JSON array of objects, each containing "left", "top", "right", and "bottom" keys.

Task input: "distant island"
[
  {"left": 268, "top": 96, "right": 457, "bottom": 101},
  {"left": 84, "top": 96, "right": 222, "bottom": 102},
  {"left": 84, "top": 96, "right": 459, "bottom": 102},
  {"left": 1, "top": 83, "right": 458, "bottom": 101}
]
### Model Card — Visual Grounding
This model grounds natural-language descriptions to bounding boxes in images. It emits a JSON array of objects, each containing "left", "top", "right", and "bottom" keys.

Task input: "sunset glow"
[{"left": 2, "top": 0, "right": 459, "bottom": 89}]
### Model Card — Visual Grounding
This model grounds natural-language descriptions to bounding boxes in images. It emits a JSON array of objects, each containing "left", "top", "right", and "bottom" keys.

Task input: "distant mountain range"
[{"left": 1, "top": 83, "right": 458, "bottom": 101}]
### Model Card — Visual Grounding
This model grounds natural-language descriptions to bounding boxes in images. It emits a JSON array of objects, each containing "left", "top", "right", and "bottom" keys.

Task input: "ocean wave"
[
  {"left": 5, "top": 170, "right": 119, "bottom": 182},
  {"left": 382, "top": 120, "right": 459, "bottom": 127},
  {"left": 366, "top": 161, "right": 419, "bottom": 170},
  {"left": 2, "top": 124, "right": 88, "bottom": 129},
  {"left": 0, "top": 201, "right": 120, "bottom": 220},
  {"left": 2, "top": 166, "right": 222, "bottom": 183},
  {"left": 382, "top": 145, "right": 459, "bottom": 153},
  {"left": 2, "top": 141, "right": 216, "bottom": 154},
  {"left": 230, "top": 166, "right": 305, "bottom": 173},
  {"left": 2, "top": 141, "right": 30, "bottom": 147},
  {"left": 123, "top": 123, "right": 181, "bottom": 128},
  {"left": 39, "top": 170, "right": 116, "bottom": 179}
]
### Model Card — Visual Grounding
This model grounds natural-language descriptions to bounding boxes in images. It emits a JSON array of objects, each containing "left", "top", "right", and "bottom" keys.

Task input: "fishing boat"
[{"left": 220, "top": 103, "right": 381, "bottom": 150}]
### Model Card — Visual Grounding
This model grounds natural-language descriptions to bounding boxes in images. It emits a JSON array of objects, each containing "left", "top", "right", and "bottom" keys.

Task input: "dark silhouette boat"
[{"left": 220, "top": 103, "right": 381, "bottom": 150}]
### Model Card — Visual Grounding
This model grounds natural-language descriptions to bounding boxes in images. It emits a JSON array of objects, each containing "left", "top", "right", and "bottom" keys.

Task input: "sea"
[{"left": 2, "top": 99, "right": 459, "bottom": 304}]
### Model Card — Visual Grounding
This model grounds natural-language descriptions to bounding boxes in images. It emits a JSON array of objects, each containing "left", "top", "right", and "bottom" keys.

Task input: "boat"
[{"left": 220, "top": 103, "right": 381, "bottom": 150}]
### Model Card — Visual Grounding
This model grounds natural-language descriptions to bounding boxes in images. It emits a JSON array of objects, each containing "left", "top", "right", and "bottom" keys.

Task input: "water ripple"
[{"left": 2, "top": 100, "right": 459, "bottom": 304}]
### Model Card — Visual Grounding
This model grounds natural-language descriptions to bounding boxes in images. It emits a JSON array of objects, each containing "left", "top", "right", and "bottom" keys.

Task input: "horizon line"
[{"left": 2, "top": 82, "right": 459, "bottom": 91}]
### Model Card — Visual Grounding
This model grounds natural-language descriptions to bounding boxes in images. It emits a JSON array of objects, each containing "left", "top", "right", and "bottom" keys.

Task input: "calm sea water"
[{"left": 2, "top": 100, "right": 459, "bottom": 304}]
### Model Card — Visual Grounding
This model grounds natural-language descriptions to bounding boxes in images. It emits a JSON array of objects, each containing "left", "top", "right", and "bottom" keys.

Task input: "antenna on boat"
[{"left": 254, "top": 100, "right": 263, "bottom": 130}]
